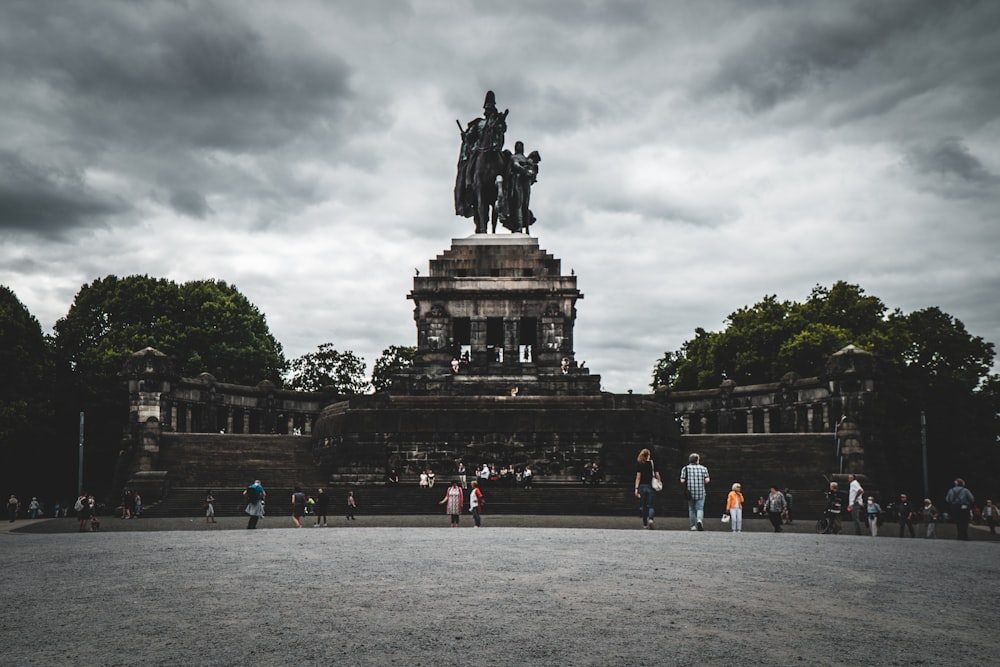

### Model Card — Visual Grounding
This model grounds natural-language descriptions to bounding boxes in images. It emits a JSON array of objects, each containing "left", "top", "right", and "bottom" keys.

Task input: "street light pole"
[
  {"left": 77, "top": 412, "right": 85, "bottom": 497},
  {"left": 920, "top": 411, "right": 929, "bottom": 500}
]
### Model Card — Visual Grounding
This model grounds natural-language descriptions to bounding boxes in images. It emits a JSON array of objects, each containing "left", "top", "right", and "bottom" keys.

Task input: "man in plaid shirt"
[{"left": 680, "top": 453, "right": 711, "bottom": 531}]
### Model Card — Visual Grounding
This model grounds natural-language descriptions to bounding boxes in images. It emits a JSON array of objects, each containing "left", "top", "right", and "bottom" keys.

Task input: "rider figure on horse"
[{"left": 455, "top": 91, "right": 508, "bottom": 233}]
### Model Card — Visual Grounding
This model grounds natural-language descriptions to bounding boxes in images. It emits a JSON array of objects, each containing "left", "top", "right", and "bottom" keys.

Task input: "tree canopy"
[
  {"left": 54, "top": 276, "right": 286, "bottom": 398},
  {"left": 50, "top": 275, "right": 287, "bottom": 498},
  {"left": 371, "top": 345, "right": 416, "bottom": 393},
  {"left": 0, "top": 286, "right": 57, "bottom": 498},
  {"left": 651, "top": 281, "right": 999, "bottom": 497},
  {"left": 285, "top": 343, "right": 369, "bottom": 395}
]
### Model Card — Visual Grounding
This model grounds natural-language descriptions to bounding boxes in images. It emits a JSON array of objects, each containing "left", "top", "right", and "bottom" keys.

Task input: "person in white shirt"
[{"left": 848, "top": 474, "right": 865, "bottom": 535}]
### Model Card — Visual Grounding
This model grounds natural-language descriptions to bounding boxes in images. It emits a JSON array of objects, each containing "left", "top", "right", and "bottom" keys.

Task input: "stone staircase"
[
  {"left": 155, "top": 432, "right": 328, "bottom": 489},
  {"left": 140, "top": 432, "right": 842, "bottom": 520}
]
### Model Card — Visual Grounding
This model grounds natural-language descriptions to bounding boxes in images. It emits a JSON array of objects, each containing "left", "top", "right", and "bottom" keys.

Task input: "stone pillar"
[
  {"left": 185, "top": 405, "right": 193, "bottom": 433},
  {"left": 287, "top": 415, "right": 295, "bottom": 434},
  {"left": 504, "top": 318, "right": 519, "bottom": 366},
  {"left": 745, "top": 410, "right": 754, "bottom": 434},
  {"left": 170, "top": 404, "right": 177, "bottom": 432},
  {"left": 806, "top": 405, "right": 815, "bottom": 433},
  {"left": 226, "top": 407, "right": 234, "bottom": 434},
  {"left": 243, "top": 409, "right": 251, "bottom": 434},
  {"left": 763, "top": 411, "right": 771, "bottom": 434},
  {"left": 304, "top": 415, "right": 313, "bottom": 436},
  {"left": 682, "top": 414, "right": 691, "bottom": 435},
  {"left": 470, "top": 318, "right": 487, "bottom": 365}
]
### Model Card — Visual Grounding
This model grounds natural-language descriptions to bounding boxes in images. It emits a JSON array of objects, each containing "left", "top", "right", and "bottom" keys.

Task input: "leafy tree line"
[
  {"left": 652, "top": 281, "right": 999, "bottom": 501},
  {"left": 2, "top": 275, "right": 414, "bottom": 502}
]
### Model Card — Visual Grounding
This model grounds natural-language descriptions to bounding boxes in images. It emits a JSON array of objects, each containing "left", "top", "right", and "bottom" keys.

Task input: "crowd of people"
[
  {"left": 412, "top": 462, "right": 534, "bottom": 490},
  {"left": 633, "top": 449, "right": 989, "bottom": 540}
]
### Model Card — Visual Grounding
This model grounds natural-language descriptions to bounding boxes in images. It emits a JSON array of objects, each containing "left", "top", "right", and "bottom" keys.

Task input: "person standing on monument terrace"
[
  {"left": 458, "top": 462, "right": 467, "bottom": 489},
  {"left": 634, "top": 448, "right": 660, "bottom": 530},
  {"left": 244, "top": 479, "right": 266, "bottom": 529},
  {"left": 680, "top": 453, "right": 710, "bottom": 531},
  {"left": 946, "top": 478, "right": 975, "bottom": 541},
  {"left": 848, "top": 474, "right": 865, "bottom": 535},
  {"left": 314, "top": 488, "right": 329, "bottom": 526},
  {"left": 439, "top": 481, "right": 464, "bottom": 527}
]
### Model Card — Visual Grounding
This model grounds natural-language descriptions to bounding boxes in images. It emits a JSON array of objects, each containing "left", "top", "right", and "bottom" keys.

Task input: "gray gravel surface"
[{"left": 1, "top": 518, "right": 995, "bottom": 666}]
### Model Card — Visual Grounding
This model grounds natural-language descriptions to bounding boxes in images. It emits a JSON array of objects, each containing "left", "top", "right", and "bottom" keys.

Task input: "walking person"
[
  {"left": 469, "top": 480, "right": 484, "bottom": 527},
  {"left": 680, "top": 453, "right": 710, "bottom": 531},
  {"left": 921, "top": 499, "right": 938, "bottom": 538},
  {"left": 346, "top": 491, "right": 356, "bottom": 520},
  {"left": 244, "top": 479, "right": 266, "bottom": 529},
  {"left": 634, "top": 448, "right": 661, "bottom": 530},
  {"left": 897, "top": 494, "right": 916, "bottom": 537},
  {"left": 7, "top": 494, "right": 19, "bottom": 522},
  {"left": 314, "top": 488, "right": 329, "bottom": 526},
  {"left": 75, "top": 493, "right": 91, "bottom": 532},
  {"left": 438, "top": 481, "right": 464, "bottom": 527},
  {"left": 766, "top": 485, "right": 786, "bottom": 532},
  {"left": 291, "top": 485, "right": 307, "bottom": 528},
  {"left": 864, "top": 496, "right": 881, "bottom": 536},
  {"left": 726, "top": 483, "right": 744, "bottom": 533},
  {"left": 848, "top": 474, "right": 865, "bottom": 535},
  {"left": 945, "top": 478, "right": 975, "bottom": 541},
  {"left": 204, "top": 490, "right": 216, "bottom": 523},
  {"left": 982, "top": 499, "right": 997, "bottom": 535}
]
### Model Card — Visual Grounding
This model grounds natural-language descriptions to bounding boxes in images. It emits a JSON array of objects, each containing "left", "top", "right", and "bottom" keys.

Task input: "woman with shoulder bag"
[
  {"left": 726, "top": 483, "right": 744, "bottom": 533},
  {"left": 634, "top": 448, "right": 661, "bottom": 530}
]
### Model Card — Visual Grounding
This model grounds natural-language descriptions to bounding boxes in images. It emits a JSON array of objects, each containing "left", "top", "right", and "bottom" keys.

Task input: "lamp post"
[
  {"left": 920, "top": 411, "right": 928, "bottom": 501},
  {"left": 77, "top": 412, "right": 85, "bottom": 497}
]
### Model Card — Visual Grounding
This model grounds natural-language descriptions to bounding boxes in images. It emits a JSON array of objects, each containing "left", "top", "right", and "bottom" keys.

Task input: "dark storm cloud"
[
  {"left": 0, "top": 151, "right": 127, "bottom": 235},
  {"left": 0, "top": 2, "right": 353, "bottom": 153},
  {"left": 0, "top": 1, "right": 355, "bottom": 237},
  {"left": 906, "top": 138, "right": 997, "bottom": 186},
  {"left": 697, "top": 1, "right": 959, "bottom": 113}
]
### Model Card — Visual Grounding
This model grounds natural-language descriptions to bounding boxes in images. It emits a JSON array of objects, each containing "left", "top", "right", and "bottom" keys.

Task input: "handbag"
[
  {"left": 721, "top": 513, "right": 731, "bottom": 523},
  {"left": 650, "top": 460, "right": 663, "bottom": 491}
]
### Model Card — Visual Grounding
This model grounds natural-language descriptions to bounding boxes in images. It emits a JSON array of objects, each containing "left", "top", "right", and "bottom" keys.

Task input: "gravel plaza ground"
[{"left": 1, "top": 515, "right": 996, "bottom": 666}]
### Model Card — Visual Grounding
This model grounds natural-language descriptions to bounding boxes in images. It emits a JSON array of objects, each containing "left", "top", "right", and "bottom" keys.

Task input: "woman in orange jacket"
[{"left": 726, "top": 483, "right": 745, "bottom": 533}]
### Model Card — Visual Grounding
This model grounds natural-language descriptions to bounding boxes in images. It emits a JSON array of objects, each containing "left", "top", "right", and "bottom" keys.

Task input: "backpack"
[
  {"left": 246, "top": 485, "right": 259, "bottom": 503},
  {"left": 74, "top": 497, "right": 84, "bottom": 512}
]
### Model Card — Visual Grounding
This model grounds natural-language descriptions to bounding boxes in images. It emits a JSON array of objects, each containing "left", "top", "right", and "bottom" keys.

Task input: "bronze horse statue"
[{"left": 455, "top": 91, "right": 508, "bottom": 234}]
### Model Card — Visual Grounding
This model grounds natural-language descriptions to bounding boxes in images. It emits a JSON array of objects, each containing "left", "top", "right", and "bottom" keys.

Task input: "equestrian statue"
[{"left": 455, "top": 91, "right": 540, "bottom": 234}]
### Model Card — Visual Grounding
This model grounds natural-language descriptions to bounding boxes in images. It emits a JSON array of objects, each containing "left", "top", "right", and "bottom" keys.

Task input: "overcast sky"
[{"left": 1, "top": 1, "right": 998, "bottom": 392}]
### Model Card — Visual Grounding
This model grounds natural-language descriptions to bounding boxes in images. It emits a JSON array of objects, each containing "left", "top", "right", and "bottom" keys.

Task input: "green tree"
[
  {"left": 52, "top": 275, "right": 287, "bottom": 497},
  {"left": 0, "top": 286, "right": 57, "bottom": 498},
  {"left": 650, "top": 282, "right": 998, "bottom": 497},
  {"left": 285, "top": 343, "right": 369, "bottom": 395},
  {"left": 371, "top": 345, "right": 416, "bottom": 392}
]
